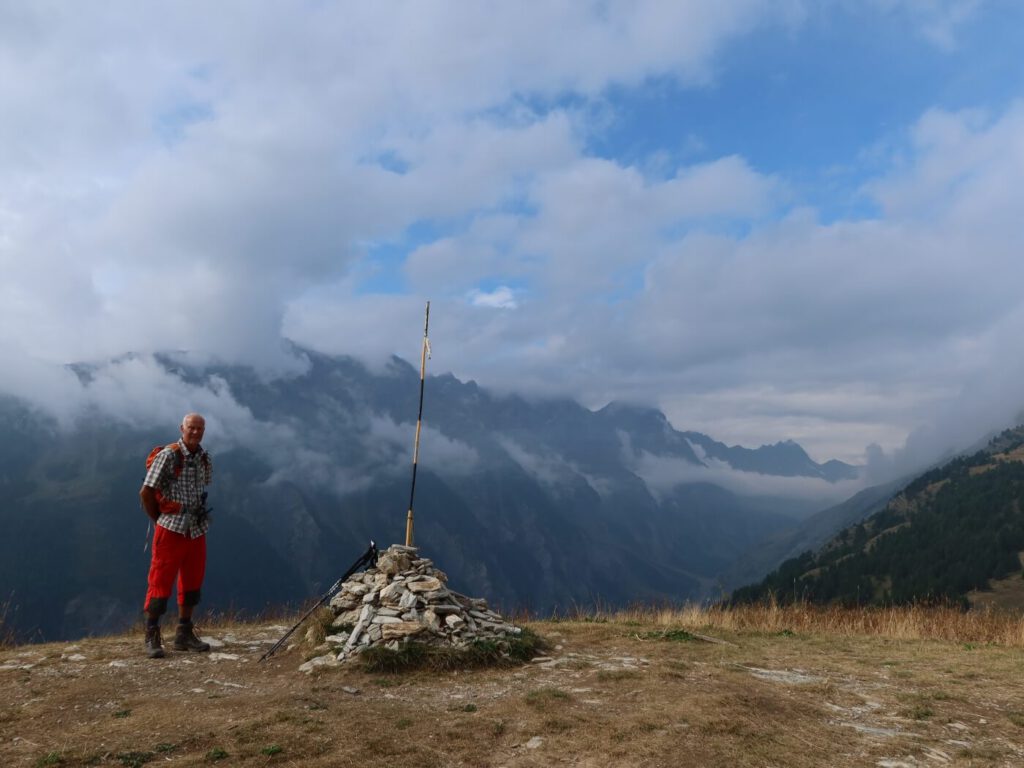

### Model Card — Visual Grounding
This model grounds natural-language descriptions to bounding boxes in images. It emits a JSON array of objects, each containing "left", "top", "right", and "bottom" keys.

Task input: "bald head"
[{"left": 180, "top": 413, "right": 206, "bottom": 452}]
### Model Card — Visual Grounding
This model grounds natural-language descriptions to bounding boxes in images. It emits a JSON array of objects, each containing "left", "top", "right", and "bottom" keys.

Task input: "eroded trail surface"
[{"left": 3, "top": 621, "right": 1024, "bottom": 766}]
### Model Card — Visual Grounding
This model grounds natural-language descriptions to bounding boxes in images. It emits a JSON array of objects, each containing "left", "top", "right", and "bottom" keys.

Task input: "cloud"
[
  {"left": 498, "top": 436, "right": 612, "bottom": 497},
  {"left": 2, "top": 2, "right": 1023, "bottom": 476},
  {"left": 365, "top": 414, "right": 480, "bottom": 479},
  {"left": 469, "top": 287, "right": 518, "bottom": 310},
  {"left": 630, "top": 449, "right": 866, "bottom": 506},
  {"left": 865, "top": 0, "right": 981, "bottom": 50}
]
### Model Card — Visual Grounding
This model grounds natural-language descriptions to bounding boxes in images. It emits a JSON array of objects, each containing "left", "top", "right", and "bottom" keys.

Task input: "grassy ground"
[{"left": 2, "top": 604, "right": 1024, "bottom": 767}]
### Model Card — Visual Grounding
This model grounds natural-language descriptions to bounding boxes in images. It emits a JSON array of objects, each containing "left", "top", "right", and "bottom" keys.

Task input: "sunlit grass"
[{"left": 553, "top": 599, "right": 1024, "bottom": 647}]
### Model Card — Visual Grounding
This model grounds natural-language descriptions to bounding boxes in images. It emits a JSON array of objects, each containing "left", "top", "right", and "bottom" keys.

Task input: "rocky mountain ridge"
[{"left": 0, "top": 347, "right": 861, "bottom": 642}]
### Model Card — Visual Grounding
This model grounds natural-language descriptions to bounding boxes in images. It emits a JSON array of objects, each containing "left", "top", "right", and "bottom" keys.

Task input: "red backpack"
[{"left": 146, "top": 443, "right": 209, "bottom": 516}]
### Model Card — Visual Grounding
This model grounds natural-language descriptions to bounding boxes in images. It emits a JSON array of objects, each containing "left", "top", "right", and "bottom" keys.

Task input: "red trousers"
[{"left": 143, "top": 524, "right": 207, "bottom": 615}]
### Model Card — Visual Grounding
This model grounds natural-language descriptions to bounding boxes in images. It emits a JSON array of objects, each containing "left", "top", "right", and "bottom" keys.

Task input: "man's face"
[{"left": 181, "top": 416, "right": 206, "bottom": 452}]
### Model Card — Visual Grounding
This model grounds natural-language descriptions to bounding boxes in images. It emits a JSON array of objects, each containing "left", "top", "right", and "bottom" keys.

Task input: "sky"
[{"left": 2, "top": 1, "right": 1024, "bottom": 475}]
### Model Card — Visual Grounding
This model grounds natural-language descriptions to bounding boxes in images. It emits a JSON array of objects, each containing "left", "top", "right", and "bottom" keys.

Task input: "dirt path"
[{"left": 2, "top": 621, "right": 1024, "bottom": 766}]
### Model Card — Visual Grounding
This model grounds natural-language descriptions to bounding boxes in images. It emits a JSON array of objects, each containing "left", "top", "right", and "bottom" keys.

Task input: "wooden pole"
[{"left": 405, "top": 301, "right": 430, "bottom": 547}]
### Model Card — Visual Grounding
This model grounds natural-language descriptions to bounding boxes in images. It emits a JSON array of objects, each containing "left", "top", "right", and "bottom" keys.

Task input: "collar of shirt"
[{"left": 177, "top": 439, "right": 207, "bottom": 460}]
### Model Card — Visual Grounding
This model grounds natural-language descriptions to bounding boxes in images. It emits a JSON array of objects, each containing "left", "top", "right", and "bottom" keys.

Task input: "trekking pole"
[
  {"left": 259, "top": 540, "right": 377, "bottom": 662},
  {"left": 405, "top": 301, "right": 431, "bottom": 547}
]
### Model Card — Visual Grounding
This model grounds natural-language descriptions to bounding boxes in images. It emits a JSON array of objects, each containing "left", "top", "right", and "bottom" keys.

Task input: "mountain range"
[{"left": 2, "top": 346, "right": 867, "bottom": 642}]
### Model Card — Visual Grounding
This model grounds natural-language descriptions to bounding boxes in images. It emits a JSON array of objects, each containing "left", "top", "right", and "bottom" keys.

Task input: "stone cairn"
[{"left": 299, "top": 544, "right": 522, "bottom": 673}]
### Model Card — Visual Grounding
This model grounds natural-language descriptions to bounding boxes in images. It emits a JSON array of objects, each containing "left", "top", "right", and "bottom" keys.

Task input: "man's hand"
[{"left": 139, "top": 485, "right": 161, "bottom": 522}]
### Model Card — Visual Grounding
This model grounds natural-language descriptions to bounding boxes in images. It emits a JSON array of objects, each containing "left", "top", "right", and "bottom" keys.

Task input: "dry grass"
[
  {"left": 0, "top": 600, "right": 15, "bottom": 650},
  {"left": 3, "top": 605, "right": 1024, "bottom": 766},
  {"left": 577, "top": 599, "right": 1024, "bottom": 646}
]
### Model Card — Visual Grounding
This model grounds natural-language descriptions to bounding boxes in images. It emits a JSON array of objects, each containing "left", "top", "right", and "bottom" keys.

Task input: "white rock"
[
  {"left": 525, "top": 737, "right": 544, "bottom": 750},
  {"left": 332, "top": 610, "right": 361, "bottom": 628},
  {"left": 407, "top": 576, "right": 443, "bottom": 593},
  {"left": 379, "top": 583, "right": 405, "bottom": 603},
  {"left": 382, "top": 621, "right": 427, "bottom": 640},
  {"left": 377, "top": 552, "right": 412, "bottom": 575},
  {"left": 298, "top": 655, "right": 338, "bottom": 674}
]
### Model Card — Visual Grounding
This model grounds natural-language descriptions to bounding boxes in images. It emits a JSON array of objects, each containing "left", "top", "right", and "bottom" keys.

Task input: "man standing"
[{"left": 139, "top": 412, "right": 213, "bottom": 658}]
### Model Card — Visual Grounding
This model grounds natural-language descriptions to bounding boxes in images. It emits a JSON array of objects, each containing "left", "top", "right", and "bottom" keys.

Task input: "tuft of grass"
[
  {"left": 113, "top": 709, "right": 131, "bottom": 718},
  {"left": 205, "top": 747, "right": 229, "bottom": 761},
  {"left": 300, "top": 607, "right": 336, "bottom": 650},
  {"left": 260, "top": 745, "right": 283, "bottom": 756},
  {"left": 907, "top": 704, "right": 934, "bottom": 720},
  {"left": 524, "top": 687, "right": 572, "bottom": 711},
  {"left": 396, "top": 717, "right": 414, "bottom": 729},
  {"left": 543, "top": 716, "right": 575, "bottom": 733},
  {"left": 508, "top": 628, "right": 548, "bottom": 660},
  {"left": 116, "top": 752, "right": 154, "bottom": 768},
  {"left": 359, "top": 628, "right": 546, "bottom": 674},
  {"left": 0, "top": 598, "right": 17, "bottom": 649},
  {"left": 153, "top": 743, "right": 176, "bottom": 753},
  {"left": 360, "top": 641, "right": 429, "bottom": 673},
  {"left": 634, "top": 628, "right": 698, "bottom": 642},
  {"left": 36, "top": 753, "right": 64, "bottom": 767}
]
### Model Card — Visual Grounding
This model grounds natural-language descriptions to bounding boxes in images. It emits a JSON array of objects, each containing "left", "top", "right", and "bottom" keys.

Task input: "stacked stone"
[{"left": 299, "top": 544, "right": 521, "bottom": 672}]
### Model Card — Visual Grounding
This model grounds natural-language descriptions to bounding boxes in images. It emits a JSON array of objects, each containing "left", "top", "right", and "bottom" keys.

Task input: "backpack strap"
[{"left": 166, "top": 442, "right": 184, "bottom": 476}]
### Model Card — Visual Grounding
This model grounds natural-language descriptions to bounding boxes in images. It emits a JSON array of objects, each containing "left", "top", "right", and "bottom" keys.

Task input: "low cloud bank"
[{"left": 630, "top": 450, "right": 867, "bottom": 508}]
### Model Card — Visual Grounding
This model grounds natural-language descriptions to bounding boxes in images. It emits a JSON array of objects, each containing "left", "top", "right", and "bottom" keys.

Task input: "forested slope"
[{"left": 732, "top": 427, "right": 1024, "bottom": 607}]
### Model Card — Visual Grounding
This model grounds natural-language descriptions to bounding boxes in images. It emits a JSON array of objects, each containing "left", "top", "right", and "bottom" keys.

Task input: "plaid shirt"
[{"left": 143, "top": 440, "right": 213, "bottom": 539}]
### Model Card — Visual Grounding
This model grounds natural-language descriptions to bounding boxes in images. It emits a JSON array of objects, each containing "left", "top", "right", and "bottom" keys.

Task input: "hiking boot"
[
  {"left": 173, "top": 621, "right": 211, "bottom": 652},
  {"left": 144, "top": 625, "right": 165, "bottom": 659}
]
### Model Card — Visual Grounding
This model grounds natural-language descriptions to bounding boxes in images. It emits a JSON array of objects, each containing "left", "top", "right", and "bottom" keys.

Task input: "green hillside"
[{"left": 731, "top": 426, "right": 1024, "bottom": 608}]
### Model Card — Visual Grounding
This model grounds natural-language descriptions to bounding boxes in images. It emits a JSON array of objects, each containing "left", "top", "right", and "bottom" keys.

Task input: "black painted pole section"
[{"left": 405, "top": 301, "right": 430, "bottom": 547}]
